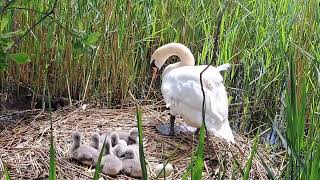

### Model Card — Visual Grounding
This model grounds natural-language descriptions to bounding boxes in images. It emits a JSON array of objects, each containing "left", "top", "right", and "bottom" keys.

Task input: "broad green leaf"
[
  {"left": 78, "top": 21, "right": 84, "bottom": 31},
  {"left": 0, "top": 15, "right": 9, "bottom": 32},
  {"left": 85, "top": 32, "right": 101, "bottom": 45},
  {"left": 9, "top": 53, "right": 31, "bottom": 64}
]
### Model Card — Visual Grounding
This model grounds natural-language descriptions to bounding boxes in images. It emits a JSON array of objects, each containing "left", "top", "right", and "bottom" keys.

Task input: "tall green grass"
[{"left": 285, "top": 48, "right": 320, "bottom": 179}]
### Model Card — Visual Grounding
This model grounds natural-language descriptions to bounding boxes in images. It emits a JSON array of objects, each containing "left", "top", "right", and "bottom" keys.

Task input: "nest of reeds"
[{"left": 0, "top": 104, "right": 277, "bottom": 179}]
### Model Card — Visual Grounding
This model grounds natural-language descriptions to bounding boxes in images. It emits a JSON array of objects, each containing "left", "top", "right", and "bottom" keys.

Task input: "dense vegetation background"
[{"left": 0, "top": 0, "right": 319, "bottom": 179}]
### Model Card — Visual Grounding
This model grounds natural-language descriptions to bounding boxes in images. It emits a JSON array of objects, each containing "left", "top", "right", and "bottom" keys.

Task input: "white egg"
[{"left": 154, "top": 163, "right": 173, "bottom": 178}]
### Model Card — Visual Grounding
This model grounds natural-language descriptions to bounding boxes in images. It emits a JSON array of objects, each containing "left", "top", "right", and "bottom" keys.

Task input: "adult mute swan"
[{"left": 150, "top": 43, "right": 235, "bottom": 143}]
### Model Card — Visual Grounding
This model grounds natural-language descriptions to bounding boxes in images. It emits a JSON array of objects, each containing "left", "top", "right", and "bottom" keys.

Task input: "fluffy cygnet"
[
  {"left": 118, "top": 127, "right": 139, "bottom": 145},
  {"left": 90, "top": 132, "right": 100, "bottom": 149},
  {"left": 90, "top": 132, "right": 109, "bottom": 155},
  {"left": 121, "top": 149, "right": 142, "bottom": 178},
  {"left": 110, "top": 132, "right": 127, "bottom": 147},
  {"left": 101, "top": 137, "right": 123, "bottom": 176},
  {"left": 112, "top": 144, "right": 127, "bottom": 158},
  {"left": 126, "top": 143, "right": 140, "bottom": 160},
  {"left": 70, "top": 131, "right": 98, "bottom": 166}
]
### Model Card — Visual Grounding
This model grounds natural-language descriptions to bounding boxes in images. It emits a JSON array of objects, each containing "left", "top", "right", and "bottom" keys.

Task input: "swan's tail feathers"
[
  {"left": 217, "top": 63, "right": 231, "bottom": 72},
  {"left": 207, "top": 120, "right": 235, "bottom": 144}
]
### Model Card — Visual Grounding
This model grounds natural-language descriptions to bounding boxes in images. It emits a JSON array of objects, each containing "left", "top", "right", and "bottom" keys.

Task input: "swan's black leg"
[{"left": 169, "top": 115, "right": 176, "bottom": 136}]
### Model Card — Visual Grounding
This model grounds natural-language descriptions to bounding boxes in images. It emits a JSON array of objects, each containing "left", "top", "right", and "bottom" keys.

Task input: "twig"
[
  {"left": 210, "top": 1, "right": 226, "bottom": 67},
  {"left": 199, "top": 0, "right": 228, "bottom": 172},
  {"left": 0, "top": 0, "right": 17, "bottom": 13},
  {"left": 14, "top": 0, "right": 59, "bottom": 46},
  {"left": 6, "top": 6, "right": 47, "bottom": 15},
  {"left": 7, "top": 6, "right": 81, "bottom": 38},
  {"left": 200, "top": 0, "right": 228, "bottom": 130}
]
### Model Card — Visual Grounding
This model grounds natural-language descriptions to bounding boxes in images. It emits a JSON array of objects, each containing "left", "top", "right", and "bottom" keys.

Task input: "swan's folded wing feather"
[{"left": 161, "top": 66, "right": 228, "bottom": 122}]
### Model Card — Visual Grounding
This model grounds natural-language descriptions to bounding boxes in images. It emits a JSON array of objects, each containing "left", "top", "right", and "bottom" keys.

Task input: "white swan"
[{"left": 150, "top": 43, "right": 235, "bottom": 143}]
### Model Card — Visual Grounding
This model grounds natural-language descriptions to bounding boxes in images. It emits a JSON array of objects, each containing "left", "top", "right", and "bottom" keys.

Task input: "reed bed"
[{"left": 0, "top": 0, "right": 318, "bottom": 134}]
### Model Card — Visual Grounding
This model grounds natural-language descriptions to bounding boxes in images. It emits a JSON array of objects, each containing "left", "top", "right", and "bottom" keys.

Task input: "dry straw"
[{"left": 0, "top": 104, "right": 276, "bottom": 179}]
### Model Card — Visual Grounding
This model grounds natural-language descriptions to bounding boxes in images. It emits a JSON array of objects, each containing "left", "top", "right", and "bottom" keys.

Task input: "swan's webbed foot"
[
  {"left": 156, "top": 115, "right": 178, "bottom": 136},
  {"left": 156, "top": 124, "right": 173, "bottom": 136}
]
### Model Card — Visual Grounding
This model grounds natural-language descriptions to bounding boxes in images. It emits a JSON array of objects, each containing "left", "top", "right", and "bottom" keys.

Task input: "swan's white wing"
[{"left": 161, "top": 65, "right": 228, "bottom": 122}]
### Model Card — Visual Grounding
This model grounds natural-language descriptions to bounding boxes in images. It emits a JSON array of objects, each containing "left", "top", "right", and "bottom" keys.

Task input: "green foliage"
[
  {"left": 0, "top": 14, "right": 9, "bottom": 32},
  {"left": 0, "top": 5, "right": 29, "bottom": 70},
  {"left": 284, "top": 50, "right": 320, "bottom": 179},
  {"left": 8, "top": 53, "right": 30, "bottom": 64},
  {"left": 0, "top": 29, "right": 26, "bottom": 71},
  {"left": 85, "top": 32, "right": 101, "bottom": 45}
]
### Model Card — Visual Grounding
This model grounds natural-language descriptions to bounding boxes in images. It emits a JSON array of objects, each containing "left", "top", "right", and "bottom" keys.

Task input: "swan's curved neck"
[
  {"left": 152, "top": 43, "right": 195, "bottom": 76},
  {"left": 163, "top": 43, "right": 195, "bottom": 67}
]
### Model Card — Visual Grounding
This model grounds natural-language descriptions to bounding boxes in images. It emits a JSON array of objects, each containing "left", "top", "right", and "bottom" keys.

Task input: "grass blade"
[
  {"left": 243, "top": 130, "right": 260, "bottom": 180},
  {"left": 182, "top": 134, "right": 196, "bottom": 179},
  {"left": 3, "top": 165, "right": 11, "bottom": 180},
  {"left": 309, "top": 141, "right": 320, "bottom": 180},
  {"left": 257, "top": 153, "right": 276, "bottom": 180},
  {"left": 136, "top": 105, "right": 148, "bottom": 179},
  {"left": 191, "top": 125, "right": 205, "bottom": 180},
  {"left": 93, "top": 137, "right": 107, "bottom": 180},
  {"left": 48, "top": 93, "right": 56, "bottom": 180}
]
